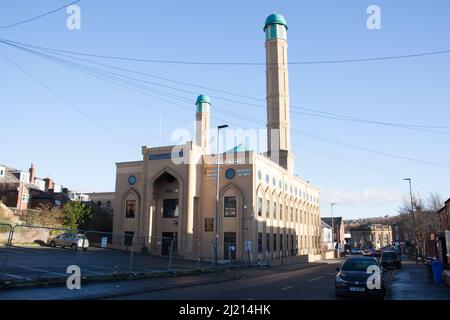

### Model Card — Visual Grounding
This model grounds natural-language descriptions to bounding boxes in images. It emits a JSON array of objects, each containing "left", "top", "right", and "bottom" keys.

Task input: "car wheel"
[
  {"left": 71, "top": 244, "right": 78, "bottom": 251},
  {"left": 49, "top": 241, "right": 56, "bottom": 248},
  {"left": 82, "top": 247, "right": 87, "bottom": 251}
]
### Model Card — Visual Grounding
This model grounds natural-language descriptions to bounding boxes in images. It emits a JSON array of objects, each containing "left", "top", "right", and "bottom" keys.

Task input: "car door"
[{"left": 55, "top": 234, "right": 65, "bottom": 246}]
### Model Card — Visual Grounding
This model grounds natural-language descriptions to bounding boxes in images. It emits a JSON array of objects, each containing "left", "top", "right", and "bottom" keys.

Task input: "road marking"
[
  {"left": 0, "top": 272, "right": 26, "bottom": 280},
  {"left": 329, "top": 272, "right": 337, "bottom": 275},
  {"left": 309, "top": 276, "right": 324, "bottom": 281},
  {"left": 281, "top": 285, "right": 294, "bottom": 291},
  {"left": 19, "top": 266, "right": 66, "bottom": 276}
]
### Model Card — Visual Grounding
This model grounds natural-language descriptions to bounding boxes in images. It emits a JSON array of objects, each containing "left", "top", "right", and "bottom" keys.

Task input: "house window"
[
  {"left": 290, "top": 207, "right": 293, "bottom": 222},
  {"left": 273, "top": 234, "right": 277, "bottom": 251},
  {"left": 295, "top": 209, "right": 298, "bottom": 222},
  {"left": 258, "top": 233, "right": 263, "bottom": 253},
  {"left": 280, "top": 234, "right": 283, "bottom": 250},
  {"left": 124, "top": 231, "right": 134, "bottom": 246},
  {"left": 125, "top": 200, "right": 136, "bottom": 218},
  {"left": 224, "top": 196, "right": 237, "bottom": 217},
  {"left": 266, "top": 233, "right": 271, "bottom": 251},
  {"left": 257, "top": 197, "right": 262, "bottom": 217},
  {"left": 280, "top": 204, "right": 283, "bottom": 220},
  {"left": 205, "top": 218, "right": 214, "bottom": 232},
  {"left": 163, "top": 199, "right": 179, "bottom": 218},
  {"left": 266, "top": 200, "right": 270, "bottom": 218}
]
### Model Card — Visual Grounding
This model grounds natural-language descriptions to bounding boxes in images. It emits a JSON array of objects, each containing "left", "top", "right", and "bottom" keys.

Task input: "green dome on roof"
[
  {"left": 264, "top": 13, "right": 288, "bottom": 31},
  {"left": 196, "top": 94, "right": 211, "bottom": 105}
]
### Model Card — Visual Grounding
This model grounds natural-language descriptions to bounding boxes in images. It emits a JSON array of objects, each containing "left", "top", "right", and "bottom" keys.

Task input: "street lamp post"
[
  {"left": 214, "top": 124, "right": 229, "bottom": 267},
  {"left": 404, "top": 178, "right": 418, "bottom": 262},
  {"left": 331, "top": 202, "right": 336, "bottom": 256}
]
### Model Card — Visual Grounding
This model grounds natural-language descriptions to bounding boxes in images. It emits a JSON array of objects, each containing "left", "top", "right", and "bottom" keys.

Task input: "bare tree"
[{"left": 398, "top": 192, "right": 443, "bottom": 258}]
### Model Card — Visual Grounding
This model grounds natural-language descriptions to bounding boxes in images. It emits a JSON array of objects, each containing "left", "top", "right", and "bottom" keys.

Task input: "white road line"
[
  {"left": 281, "top": 285, "right": 294, "bottom": 291},
  {"left": 82, "top": 269, "right": 106, "bottom": 275},
  {"left": 19, "top": 266, "right": 65, "bottom": 276},
  {"left": 329, "top": 272, "right": 337, "bottom": 275},
  {"left": 309, "top": 276, "right": 324, "bottom": 282},
  {"left": 0, "top": 272, "right": 26, "bottom": 280}
]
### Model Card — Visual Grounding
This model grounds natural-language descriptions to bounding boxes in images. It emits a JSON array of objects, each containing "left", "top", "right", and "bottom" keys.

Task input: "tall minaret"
[
  {"left": 264, "top": 14, "right": 294, "bottom": 173},
  {"left": 195, "top": 94, "right": 211, "bottom": 153}
]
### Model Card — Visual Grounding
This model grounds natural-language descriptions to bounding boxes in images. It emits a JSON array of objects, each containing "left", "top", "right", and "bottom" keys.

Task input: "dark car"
[
  {"left": 335, "top": 256, "right": 386, "bottom": 298},
  {"left": 380, "top": 250, "right": 401, "bottom": 269},
  {"left": 351, "top": 248, "right": 363, "bottom": 255}
]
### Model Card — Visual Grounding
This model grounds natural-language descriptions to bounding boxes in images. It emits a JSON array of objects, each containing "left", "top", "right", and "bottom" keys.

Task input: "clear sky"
[{"left": 1, "top": 0, "right": 449, "bottom": 220}]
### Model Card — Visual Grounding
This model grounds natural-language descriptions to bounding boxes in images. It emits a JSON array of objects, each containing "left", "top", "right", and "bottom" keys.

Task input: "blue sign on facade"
[{"left": 149, "top": 149, "right": 183, "bottom": 160}]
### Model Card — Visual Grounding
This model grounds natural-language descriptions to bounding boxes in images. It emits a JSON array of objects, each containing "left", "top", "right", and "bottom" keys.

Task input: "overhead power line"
[
  {"left": 1, "top": 39, "right": 448, "bottom": 171},
  {"left": 2, "top": 37, "right": 449, "bottom": 134},
  {"left": 0, "top": 49, "right": 133, "bottom": 148},
  {"left": 0, "top": 0, "right": 81, "bottom": 30},
  {"left": 0, "top": 36, "right": 448, "bottom": 64}
]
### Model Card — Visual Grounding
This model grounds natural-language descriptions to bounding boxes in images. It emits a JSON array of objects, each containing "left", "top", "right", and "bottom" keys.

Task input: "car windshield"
[
  {"left": 341, "top": 259, "right": 377, "bottom": 271},
  {"left": 383, "top": 252, "right": 397, "bottom": 259}
]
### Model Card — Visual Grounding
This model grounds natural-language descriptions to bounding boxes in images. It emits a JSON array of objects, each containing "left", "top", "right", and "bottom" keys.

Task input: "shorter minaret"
[{"left": 195, "top": 94, "right": 211, "bottom": 153}]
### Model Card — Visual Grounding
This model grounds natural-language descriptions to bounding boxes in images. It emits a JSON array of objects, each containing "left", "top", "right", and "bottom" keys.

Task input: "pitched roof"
[{"left": 321, "top": 217, "right": 343, "bottom": 227}]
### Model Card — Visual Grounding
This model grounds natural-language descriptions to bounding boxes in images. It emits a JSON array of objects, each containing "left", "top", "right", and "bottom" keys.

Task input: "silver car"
[{"left": 48, "top": 233, "right": 89, "bottom": 251}]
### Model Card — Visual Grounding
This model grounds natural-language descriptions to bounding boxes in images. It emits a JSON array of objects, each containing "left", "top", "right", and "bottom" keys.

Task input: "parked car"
[
  {"left": 380, "top": 250, "right": 401, "bottom": 269},
  {"left": 372, "top": 250, "right": 382, "bottom": 257},
  {"left": 48, "top": 233, "right": 89, "bottom": 251},
  {"left": 335, "top": 256, "right": 386, "bottom": 298},
  {"left": 351, "top": 248, "right": 363, "bottom": 255}
]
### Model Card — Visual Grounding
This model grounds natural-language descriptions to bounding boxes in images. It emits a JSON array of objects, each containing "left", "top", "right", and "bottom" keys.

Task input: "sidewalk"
[{"left": 387, "top": 259, "right": 450, "bottom": 300}]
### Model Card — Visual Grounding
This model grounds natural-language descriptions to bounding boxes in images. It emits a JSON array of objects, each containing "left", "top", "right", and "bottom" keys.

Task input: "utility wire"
[
  {"left": 0, "top": 0, "right": 81, "bottom": 30},
  {"left": 0, "top": 36, "right": 448, "bottom": 65},
  {"left": 0, "top": 49, "right": 133, "bottom": 148},
  {"left": 1, "top": 40, "right": 448, "bottom": 170},
  {"left": 3, "top": 38, "right": 449, "bottom": 133}
]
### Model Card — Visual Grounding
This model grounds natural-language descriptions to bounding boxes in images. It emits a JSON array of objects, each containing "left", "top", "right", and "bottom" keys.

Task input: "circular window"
[
  {"left": 225, "top": 168, "right": 236, "bottom": 180},
  {"left": 295, "top": 188, "right": 298, "bottom": 196},
  {"left": 258, "top": 170, "right": 262, "bottom": 181},
  {"left": 272, "top": 177, "right": 276, "bottom": 187},
  {"left": 128, "top": 175, "right": 137, "bottom": 185},
  {"left": 279, "top": 181, "right": 282, "bottom": 189}
]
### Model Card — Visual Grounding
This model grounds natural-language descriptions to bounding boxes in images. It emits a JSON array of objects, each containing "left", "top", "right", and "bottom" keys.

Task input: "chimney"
[
  {"left": 44, "top": 178, "right": 54, "bottom": 192},
  {"left": 29, "top": 163, "right": 35, "bottom": 184}
]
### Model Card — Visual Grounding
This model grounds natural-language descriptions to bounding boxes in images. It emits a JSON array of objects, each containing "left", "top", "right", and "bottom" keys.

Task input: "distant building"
[
  {"left": 87, "top": 192, "right": 114, "bottom": 215},
  {"left": 0, "top": 164, "right": 36, "bottom": 210},
  {"left": 321, "top": 220, "right": 333, "bottom": 251},
  {"left": 437, "top": 197, "right": 450, "bottom": 235},
  {"left": 350, "top": 224, "right": 392, "bottom": 249},
  {"left": 0, "top": 163, "right": 87, "bottom": 210},
  {"left": 321, "top": 217, "right": 345, "bottom": 249}
]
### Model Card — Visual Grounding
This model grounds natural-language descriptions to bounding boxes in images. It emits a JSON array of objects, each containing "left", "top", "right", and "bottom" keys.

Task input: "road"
[{"left": 112, "top": 263, "right": 348, "bottom": 300}]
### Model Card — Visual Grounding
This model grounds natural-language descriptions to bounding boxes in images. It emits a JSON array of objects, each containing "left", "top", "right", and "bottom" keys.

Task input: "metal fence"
[{"left": 0, "top": 223, "right": 306, "bottom": 283}]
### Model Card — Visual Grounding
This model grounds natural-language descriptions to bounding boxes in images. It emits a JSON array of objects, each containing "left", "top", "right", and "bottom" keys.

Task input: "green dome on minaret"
[
  {"left": 264, "top": 13, "right": 288, "bottom": 31},
  {"left": 196, "top": 94, "right": 211, "bottom": 105}
]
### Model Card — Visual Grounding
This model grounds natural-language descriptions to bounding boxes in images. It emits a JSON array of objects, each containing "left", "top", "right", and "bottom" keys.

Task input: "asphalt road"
[
  {"left": 0, "top": 245, "right": 203, "bottom": 281},
  {"left": 112, "top": 263, "right": 346, "bottom": 300}
]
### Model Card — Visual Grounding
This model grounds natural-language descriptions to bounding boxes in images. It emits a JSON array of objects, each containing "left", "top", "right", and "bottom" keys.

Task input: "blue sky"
[{"left": 0, "top": 0, "right": 449, "bottom": 219}]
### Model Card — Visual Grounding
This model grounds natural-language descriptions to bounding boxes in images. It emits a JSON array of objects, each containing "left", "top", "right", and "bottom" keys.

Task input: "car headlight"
[{"left": 336, "top": 274, "right": 348, "bottom": 284}]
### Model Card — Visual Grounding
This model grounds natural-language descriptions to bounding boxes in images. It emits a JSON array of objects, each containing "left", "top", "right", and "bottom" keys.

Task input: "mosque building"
[{"left": 112, "top": 14, "right": 321, "bottom": 261}]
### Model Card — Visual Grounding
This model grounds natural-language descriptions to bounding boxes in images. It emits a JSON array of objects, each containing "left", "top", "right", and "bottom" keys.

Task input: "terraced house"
[{"left": 112, "top": 14, "right": 321, "bottom": 262}]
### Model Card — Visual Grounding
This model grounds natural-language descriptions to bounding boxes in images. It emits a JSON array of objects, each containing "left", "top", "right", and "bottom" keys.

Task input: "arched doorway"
[{"left": 152, "top": 171, "right": 181, "bottom": 256}]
